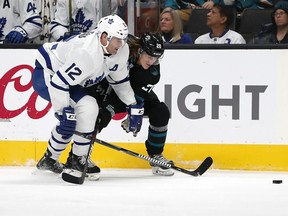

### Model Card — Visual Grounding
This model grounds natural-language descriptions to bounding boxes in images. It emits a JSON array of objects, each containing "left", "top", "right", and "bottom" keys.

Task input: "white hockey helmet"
[{"left": 97, "top": 14, "right": 128, "bottom": 41}]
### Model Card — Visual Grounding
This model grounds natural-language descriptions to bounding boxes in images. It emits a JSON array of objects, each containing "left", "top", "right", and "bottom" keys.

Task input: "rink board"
[
  {"left": 1, "top": 141, "right": 288, "bottom": 171},
  {"left": 1, "top": 47, "right": 288, "bottom": 170}
]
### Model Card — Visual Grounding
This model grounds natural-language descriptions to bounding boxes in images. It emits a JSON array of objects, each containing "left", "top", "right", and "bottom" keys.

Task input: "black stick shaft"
[
  {"left": 74, "top": 131, "right": 213, "bottom": 177},
  {"left": 61, "top": 130, "right": 97, "bottom": 184}
]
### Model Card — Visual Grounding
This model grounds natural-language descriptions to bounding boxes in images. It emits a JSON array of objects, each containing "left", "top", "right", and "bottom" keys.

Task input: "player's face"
[
  {"left": 159, "top": 12, "right": 174, "bottom": 33},
  {"left": 273, "top": 9, "right": 288, "bottom": 27},
  {"left": 106, "top": 37, "right": 126, "bottom": 55},
  {"left": 207, "top": 7, "right": 226, "bottom": 28},
  {"left": 138, "top": 51, "right": 158, "bottom": 69}
]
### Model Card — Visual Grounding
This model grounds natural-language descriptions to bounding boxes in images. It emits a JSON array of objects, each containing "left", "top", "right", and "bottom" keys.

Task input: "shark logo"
[
  {"left": 71, "top": 9, "right": 93, "bottom": 33},
  {"left": 0, "top": 17, "right": 7, "bottom": 39}
]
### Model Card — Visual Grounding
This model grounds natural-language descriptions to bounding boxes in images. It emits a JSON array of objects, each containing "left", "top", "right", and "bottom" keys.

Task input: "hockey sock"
[{"left": 145, "top": 126, "right": 167, "bottom": 155}]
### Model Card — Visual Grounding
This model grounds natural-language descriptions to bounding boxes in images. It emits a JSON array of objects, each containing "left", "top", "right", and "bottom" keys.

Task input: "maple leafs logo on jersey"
[
  {"left": 0, "top": 17, "right": 7, "bottom": 39},
  {"left": 83, "top": 73, "right": 105, "bottom": 88},
  {"left": 71, "top": 9, "right": 93, "bottom": 33},
  {"left": 108, "top": 18, "right": 114, "bottom": 25}
]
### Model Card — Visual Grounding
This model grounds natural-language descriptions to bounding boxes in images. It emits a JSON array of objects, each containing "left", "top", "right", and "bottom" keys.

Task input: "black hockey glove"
[
  {"left": 96, "top": 108, "right": 113, "bottom": 133},
  {"left": 121, "top": 103, "right": 144, "bottom": 137},
  {"left": 55, "top": 106, "right": 77, "bottom": 140},
  {"left": 4, "top": 26, "right": 28, "bottom": 43}
]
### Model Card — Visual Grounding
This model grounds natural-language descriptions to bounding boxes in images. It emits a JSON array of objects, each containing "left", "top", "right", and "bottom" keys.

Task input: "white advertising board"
[{"left": 1, "top": 48, "right": 288, "bottom": 144}]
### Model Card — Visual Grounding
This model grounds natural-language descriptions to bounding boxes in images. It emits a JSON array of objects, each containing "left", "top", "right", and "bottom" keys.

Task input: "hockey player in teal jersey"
[{"left": 85, "top": 32, "right": 175, "bottom": 176}]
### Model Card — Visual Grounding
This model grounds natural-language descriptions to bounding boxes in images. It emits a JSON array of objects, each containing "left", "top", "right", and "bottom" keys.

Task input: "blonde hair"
[{"left": 158, "top": 8, "right": 183, "bottom": 43}]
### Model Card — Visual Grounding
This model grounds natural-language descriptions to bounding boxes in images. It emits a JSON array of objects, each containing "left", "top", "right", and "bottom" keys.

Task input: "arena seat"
[
  {"left": 185, "top": 9, "right": 210, "bottom": 40},
  {"left": 238, "top": 8, "right": 273, "bottom": 43}
]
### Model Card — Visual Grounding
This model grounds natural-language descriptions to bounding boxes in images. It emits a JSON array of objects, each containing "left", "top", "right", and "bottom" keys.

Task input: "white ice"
[{"left": 0, "top": 167, "right": 288, "bottom": 216}]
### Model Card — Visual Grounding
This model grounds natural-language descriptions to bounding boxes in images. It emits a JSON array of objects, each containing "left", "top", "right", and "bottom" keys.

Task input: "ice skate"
[
  {"left": 149, "top": 154, "right": 174, "bottom": 176},
  {"left": 36, "top": 150, "right": 64, "bottom": 174},
  {"left": 64, "top": 151, "right": 101, "bottom": 181}
]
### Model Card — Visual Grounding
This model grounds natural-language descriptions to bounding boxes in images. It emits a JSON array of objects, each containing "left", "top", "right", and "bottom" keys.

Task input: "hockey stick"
[
  {"left": 61, "top": 130, "right": 97, "bottom": 184},
  {"left": 61, "top": 87, "right": 112, "bottom": 184},
  {"left": 74, "top": 131, "right": 213, "bottom": 177}
]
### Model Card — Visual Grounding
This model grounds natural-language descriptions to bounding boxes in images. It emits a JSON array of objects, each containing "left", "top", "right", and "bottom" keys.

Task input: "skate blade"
[
  {"left": 152, "top": 167, "right": 174, "bottom": 176},
  {"left": 86, "top": 173, "right": 100, "bottom": 181}
]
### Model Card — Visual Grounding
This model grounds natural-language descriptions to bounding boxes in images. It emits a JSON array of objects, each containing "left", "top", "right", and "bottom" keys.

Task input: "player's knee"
[
  {"left": 149, "top": 102, "right": 170, "bottom": 126},
  {"left": 74, "top": 95, "right": 98, "bottom": 132}
]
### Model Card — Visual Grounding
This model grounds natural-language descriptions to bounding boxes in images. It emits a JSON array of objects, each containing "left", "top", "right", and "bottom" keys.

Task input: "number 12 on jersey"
[{"left": 65, "top": 63, "right": 82, "bottom": 81}]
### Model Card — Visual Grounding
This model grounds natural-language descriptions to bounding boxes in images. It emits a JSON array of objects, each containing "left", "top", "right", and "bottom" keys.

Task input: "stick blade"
[
  {"left": 61, "top": 170, "right": 85, "bottom": 185},
  {"left": 194, "top": 156, "right": 213, "bottom": 176}
]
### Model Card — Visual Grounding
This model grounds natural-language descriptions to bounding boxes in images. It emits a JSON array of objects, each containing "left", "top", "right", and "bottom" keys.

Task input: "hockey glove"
[
  {"left": 4, "top": 26, "right": 28, "bottom": 43},
  {"left": 55, "top": 106, "right": 77, "bottom": 140},
  {"left": 96, "top": 107, "right": 113, "bottom": 133},
  {"left": 121, "top": 103, "right": 144, "bottom": 137}
]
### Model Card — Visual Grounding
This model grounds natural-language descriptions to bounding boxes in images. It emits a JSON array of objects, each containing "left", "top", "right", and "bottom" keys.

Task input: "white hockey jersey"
[
  {"left": 50, "top": 0, "right": 101, "bottom": 41},
  {"left": 35, "top": 30, "right": 135, "bottom": 113},
  {"left": 195, "top": 29, "right": 246, "bottom": 44},
  {"left": 0, "top": 0, "right": 42, "bottom": 42}
]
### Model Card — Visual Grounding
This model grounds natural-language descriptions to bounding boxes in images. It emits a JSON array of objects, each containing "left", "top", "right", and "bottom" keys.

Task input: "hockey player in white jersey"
[
  {"left": 0, "top": 0, "right": 42, "bottom": 43},
  {"left": 49, "top": 0, "right": 101, "bottom": 42},
  {"left": 195, "top": 5, "right": 246, "bottom": 44},
  {"left": 32, "top": 14, "right": 144, "bottom": 180}
]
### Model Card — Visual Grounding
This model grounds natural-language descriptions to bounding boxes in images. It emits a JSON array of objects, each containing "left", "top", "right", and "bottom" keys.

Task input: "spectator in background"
[
  {"left": 33, "top": 0, "right": 57, "bottom": 44},
  {"left": 185, "top": 0, "right": 217, "bottom": 9},
  {"left": 163, "top": 0, "right": 196, "bottom": 24},
  {"left": 234, "top": 0, "right": 273, "bottom": 11},
  {"left": 158, "top": 8, "right": 193, "bottom": 44},
  {"left": 50, "top": 0, "right": 101, "bottom": 42},
  {"left": 195, "top": 5, "right": 246, "bottom": 44},
  {"left": 186, "top": 0, "right": 273, "bottom": 12},
  {"left": 0, "top": 0, "right": 42, "bottom": 44},
  {"left": 253, "top": 1, "right": 288, "bottom": 44}
]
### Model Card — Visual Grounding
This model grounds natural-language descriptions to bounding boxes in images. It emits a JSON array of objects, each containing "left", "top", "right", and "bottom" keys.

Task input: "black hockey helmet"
[{"left": 140, "top": 32, "right": 164, "bottom": 57}]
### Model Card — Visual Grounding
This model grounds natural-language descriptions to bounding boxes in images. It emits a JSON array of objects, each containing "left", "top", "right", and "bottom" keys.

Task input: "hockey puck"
[{"left": 273, "top": 180, "right": 283, "bottom": 184}]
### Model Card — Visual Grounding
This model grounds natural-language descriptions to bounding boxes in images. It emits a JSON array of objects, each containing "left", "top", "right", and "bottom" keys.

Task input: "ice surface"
[{"left": 0, "top": 167, "right": 288, "bottom": 216}]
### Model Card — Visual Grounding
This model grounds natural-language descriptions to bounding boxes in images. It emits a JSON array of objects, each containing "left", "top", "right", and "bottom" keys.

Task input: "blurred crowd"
[{"left": 0, "top": 0, "right": 287, "bottom": 45}]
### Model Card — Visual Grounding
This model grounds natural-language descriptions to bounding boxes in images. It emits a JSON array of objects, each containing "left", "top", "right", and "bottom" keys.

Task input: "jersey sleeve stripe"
[
  {"left": 50, "top": 80, "right": 69, "bottom": 92},
  {"left": 56, "top": 71, "right": 70, "bottom": 85},
  {"left": 107, "top": 75, "right": 129, "bottom": 85},
  {"left": 25, "top": 16, "right": 42, "bottom": 28},
  {"left": 50, "top": 21, "right": 69, "bottom": 32},
  {"left": 38, "top": 46, "right": 53, "bottom": 70}
]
